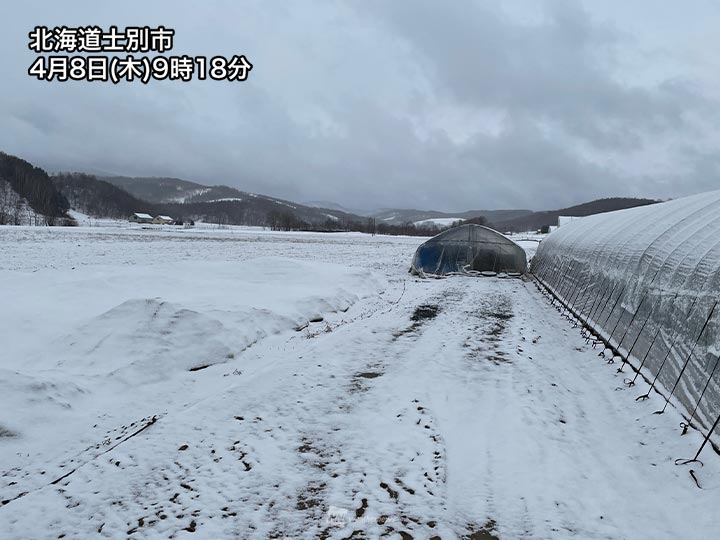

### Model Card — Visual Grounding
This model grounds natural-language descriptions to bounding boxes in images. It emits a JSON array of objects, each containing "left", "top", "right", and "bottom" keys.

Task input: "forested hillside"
[
  {"left": 101, "top": 176, "right": 205, "bottom": 203},
  {"left": 493, "top": 197, "right": 658, "bottom": 232},
  {"left": 0, "top": 152, "right": 70, "bottom": 224},
  {"left": 53, "top": 173, "right": 159, "bottom": 219},
  {"left": 54, "top": 172, "right": 352, "bottom": 229},
  {"left": 102, "top": 175, "right": 366, "bottom": 226}
]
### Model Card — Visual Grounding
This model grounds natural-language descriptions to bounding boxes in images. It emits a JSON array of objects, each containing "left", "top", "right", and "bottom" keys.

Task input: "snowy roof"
[
  {"left": 557, "top": 215, "right": 583, "bottom": 227},
  {"left": 155, "top": 215, "right": 173, "bottom": 220},
  {"left": 133, "top": 213, "right": 153, "bottom": 219}
]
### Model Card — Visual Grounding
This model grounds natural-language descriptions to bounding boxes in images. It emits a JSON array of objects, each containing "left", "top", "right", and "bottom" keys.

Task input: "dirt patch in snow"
[
  {"left": 0, "top": 426, "right": 17, "bottom": 438},
  {"left": 348, "top": 366, "right": 385, "bottom": 395},
  {"left": 356, "top": 371, "right": 382, "bottom": 379},
  {"left": 411, "top": 304, "right": 441, "bottom": 322},
  {"left": 482, "top": 308, "right": 513, "bottom": 340},
  {"left": 459, "top": 296, "right": 517, "bottom": 367},
  {"left": 463, "top": 519, "right": 500, "bottom": 540},
  {"left": 394, "top": 304, "right": 441, "bottom": 338},
  {"left": 296, "top": 481, "right": 325, "bottom": 510}
]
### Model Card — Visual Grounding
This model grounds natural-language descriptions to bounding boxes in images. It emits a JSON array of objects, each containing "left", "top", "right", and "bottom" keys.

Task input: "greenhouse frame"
[{"left": 532, "top": 190, "right": 720, "bottom": 453}]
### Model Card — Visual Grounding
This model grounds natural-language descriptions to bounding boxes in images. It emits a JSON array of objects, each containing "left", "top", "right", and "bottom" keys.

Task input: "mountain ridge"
[
  {"left": 88, "top": 173, "right": 661, "bottom": 232},
  {"left": 0, "top": 152, "right": 661, "bottom": 233}
]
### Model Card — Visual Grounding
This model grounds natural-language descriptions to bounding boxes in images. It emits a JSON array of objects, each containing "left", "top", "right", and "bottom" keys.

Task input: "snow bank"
[
  {"left": 0, "top": 257, "right": 385, "bottom": 462},
  {"left": 533, "top": 190, "right": 720, "bottom": 436}
]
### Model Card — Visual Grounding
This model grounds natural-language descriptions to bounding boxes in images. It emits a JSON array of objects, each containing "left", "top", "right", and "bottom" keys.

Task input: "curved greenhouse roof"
[
  {"left": 532, "top": 190, "right": 720, "bottom": 444},
  {"left": 411, "top": 224, "right": 527, "bottom": 277}
]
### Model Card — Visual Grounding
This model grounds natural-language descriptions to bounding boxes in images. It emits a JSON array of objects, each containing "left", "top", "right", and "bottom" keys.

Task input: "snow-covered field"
[{"left": 1, "top": 226, "right": 718, "bottom": 539}]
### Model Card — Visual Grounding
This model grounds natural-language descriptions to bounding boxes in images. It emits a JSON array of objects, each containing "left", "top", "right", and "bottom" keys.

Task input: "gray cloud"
[
  {"left": 1, "top": 0, "right": 719, "bottom": 212},
  {"left": 366, "top": 1, "right": 714, "bottom": 147}
]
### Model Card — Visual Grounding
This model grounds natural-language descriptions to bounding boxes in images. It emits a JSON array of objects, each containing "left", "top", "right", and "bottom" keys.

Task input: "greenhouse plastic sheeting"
[
  {"left": 532, "top": 190, "right": 720, "bottom": 438},
  {"left": 411, "top": 224, "right": 527, "bottom": 276}
]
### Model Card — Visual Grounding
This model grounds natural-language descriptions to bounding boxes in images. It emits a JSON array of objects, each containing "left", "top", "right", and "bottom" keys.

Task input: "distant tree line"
[{"left": 264, "top": 213, "right": 492, "bottom": 236}]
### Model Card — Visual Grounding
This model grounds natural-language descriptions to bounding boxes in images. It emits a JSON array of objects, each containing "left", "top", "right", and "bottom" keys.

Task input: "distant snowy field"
[
  {"left": 0, "top": 225, "right": 718, "bottom": 539},
  {"left": 0, "top": 222, "right": 425, "bottom": 273}
]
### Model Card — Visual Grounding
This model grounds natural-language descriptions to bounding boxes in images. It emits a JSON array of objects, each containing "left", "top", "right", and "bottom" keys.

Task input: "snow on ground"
[
  {"left": 1, "top": 226, "right": 719, "bottom": 539},
  {"left": 0, "top": 225, "right": 425, "bottom": 274}
]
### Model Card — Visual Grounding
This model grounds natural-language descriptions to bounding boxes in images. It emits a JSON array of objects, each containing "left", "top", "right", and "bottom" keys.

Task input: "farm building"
[
  {"left": 410, "top": 224, "right": 527, "bottom": 277},
  {"left": 129, "top": 213, "right": 153, "bottom": 224},
  {"left": 532, "top": 190, "right": 720, "bottom": 448},
  {"left": 152, "top": 215, "right": 174, "bottom": 225}
]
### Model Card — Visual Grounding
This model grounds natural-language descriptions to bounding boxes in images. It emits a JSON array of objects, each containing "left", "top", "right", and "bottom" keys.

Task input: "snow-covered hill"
[{"left": 100, "top": 175, "right": 366, "bottom": 225}]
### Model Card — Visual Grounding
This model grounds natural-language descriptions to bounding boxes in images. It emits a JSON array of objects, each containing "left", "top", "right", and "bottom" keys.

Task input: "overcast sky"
[{"left": 2, "top": 1, "right": 719, "bottom": 212}]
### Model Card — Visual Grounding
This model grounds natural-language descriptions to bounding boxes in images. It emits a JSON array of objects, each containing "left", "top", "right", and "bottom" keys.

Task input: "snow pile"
[
  {"left": 533, "top": 190, "right": 720, "bottom": 438},
  {"left": 0, "top": 257, "right": 384, "bottom": 462},
  {"left": 55, "top": 298, "right": 242, "bottom": 381}
]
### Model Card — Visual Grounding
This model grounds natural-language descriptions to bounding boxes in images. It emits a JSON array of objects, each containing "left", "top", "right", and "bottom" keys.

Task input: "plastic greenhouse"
[
  {"left": 411, "top": 224, "right": 527, "bottom": 277},
  {"left": 532, "top": 190, "right": 720, "bottom": 451}
]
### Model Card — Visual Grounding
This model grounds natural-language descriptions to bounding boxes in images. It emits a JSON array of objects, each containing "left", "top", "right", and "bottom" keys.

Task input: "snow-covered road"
[{"left": 1, "top": 226, "right": 718, "bottom": 539}]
